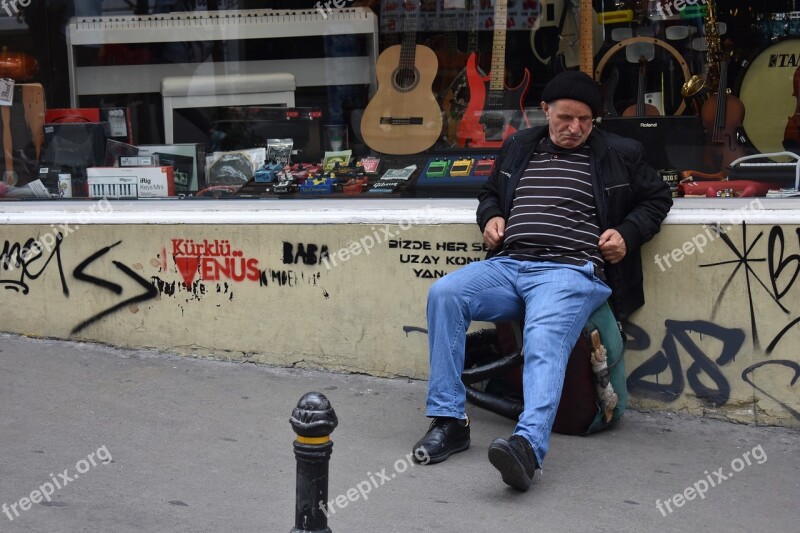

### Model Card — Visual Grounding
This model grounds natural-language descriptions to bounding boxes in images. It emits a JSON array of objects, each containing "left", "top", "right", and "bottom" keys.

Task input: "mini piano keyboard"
[{"left": 727, "top": 152, "right": 800, "bottom": 191}]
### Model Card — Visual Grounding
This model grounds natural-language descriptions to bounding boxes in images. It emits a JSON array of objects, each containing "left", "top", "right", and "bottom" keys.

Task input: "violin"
[
  {"left": 701, "top": 52, "right": 747, "bottom": 171},
  {"left": 622, "top": 56, "right": 661, "bottom": 117},
  {"left": 784, "top": 64, "right": 800, "bottom": 150}
]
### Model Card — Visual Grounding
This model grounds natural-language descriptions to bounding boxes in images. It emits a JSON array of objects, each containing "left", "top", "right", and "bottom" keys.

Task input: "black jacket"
[{"left": 476, "top": 125, "right": 673, "bottom": 320}]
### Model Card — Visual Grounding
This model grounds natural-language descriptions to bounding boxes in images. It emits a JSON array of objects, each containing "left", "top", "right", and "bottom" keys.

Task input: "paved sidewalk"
[{"left": 1, "top": 334, "right": 798, "bottom": 532}]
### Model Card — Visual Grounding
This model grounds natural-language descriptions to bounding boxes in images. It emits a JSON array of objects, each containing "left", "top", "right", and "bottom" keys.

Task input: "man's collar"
[{"left": 540, "top": 136, "right": 589, "bottom": 154}]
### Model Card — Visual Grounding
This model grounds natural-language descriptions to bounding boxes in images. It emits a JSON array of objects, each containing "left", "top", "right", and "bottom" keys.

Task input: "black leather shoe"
[
  {"left": 412, "top": 417, "right": 470, "bottom": 464},
  {"left": 488, "top": 435, "right": 539, "bottom": 491}
]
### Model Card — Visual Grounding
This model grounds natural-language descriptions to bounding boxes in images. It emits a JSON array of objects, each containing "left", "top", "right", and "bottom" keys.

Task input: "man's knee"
[{"left": 428, "top": 275, "right": 460, "bottom": 304}]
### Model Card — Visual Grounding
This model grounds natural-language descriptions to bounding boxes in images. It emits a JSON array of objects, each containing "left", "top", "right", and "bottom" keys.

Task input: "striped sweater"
[{"left": 501, "top": 138, "right": 604, "bottom": 272}]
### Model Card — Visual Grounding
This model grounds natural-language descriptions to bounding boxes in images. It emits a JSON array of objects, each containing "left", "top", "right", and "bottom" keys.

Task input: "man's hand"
[
  {"left": 483, "top": 217, "right": 506, "bottom": 250},
  {"left": 598, "top": 229, "right": 627, "bottom": 264}
]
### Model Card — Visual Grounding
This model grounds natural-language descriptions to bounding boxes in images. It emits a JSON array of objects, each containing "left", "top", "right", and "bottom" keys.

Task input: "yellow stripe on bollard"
[{"left": 297, "top": 435, "right": 330, "bottom": 445}]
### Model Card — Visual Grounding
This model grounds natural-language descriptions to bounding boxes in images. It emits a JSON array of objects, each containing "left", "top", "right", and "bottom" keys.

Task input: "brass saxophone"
[{"left": 681, "top": 0, "right": 722, "bottom": 100}]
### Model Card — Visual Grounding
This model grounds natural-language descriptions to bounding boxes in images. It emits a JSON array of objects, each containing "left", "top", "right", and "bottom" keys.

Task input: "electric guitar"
[
  {"left": 579, "top": 0, "right": 595, "bottom": 77},
  {"left": 456, "top": 0, "right": 531, "bottom": 148},
  {"left": 426, "top": 1, "right": 479, "bottom": 100},
  {"left": 440, "top": 0, "right": 483, "bottom": 144},
  {"left": 361, "top": 1, "right": 443, "bottom": 155}
]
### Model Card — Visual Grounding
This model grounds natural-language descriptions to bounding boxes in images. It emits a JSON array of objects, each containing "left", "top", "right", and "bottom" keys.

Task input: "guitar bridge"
[{"left": 379, "top": 117, "right": 424, "bottom": 125}]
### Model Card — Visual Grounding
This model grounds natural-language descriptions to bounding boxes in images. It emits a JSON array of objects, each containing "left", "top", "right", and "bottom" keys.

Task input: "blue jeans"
[{"left": 425, "top": 256, "right": 612, "bottom": 466}]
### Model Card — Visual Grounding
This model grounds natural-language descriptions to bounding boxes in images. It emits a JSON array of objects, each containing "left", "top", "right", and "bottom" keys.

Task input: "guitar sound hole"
[{"left": 392, "top": 67, "right": 419, "bottom": 93}]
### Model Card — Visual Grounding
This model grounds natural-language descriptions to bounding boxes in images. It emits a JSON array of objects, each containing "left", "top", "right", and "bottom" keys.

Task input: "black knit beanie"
[{"left": 541, "top": 70, "right": 601, "bottom": 117}]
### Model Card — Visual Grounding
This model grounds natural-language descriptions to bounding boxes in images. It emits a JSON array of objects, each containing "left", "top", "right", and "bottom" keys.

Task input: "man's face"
[{"left": 542, "top": 99, "right": 593, "bottom": 150}]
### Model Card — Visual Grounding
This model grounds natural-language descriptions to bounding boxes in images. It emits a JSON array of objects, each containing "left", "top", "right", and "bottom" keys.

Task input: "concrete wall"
[{"left": 2, "top": 199, "right": 799, "bottom": 428}]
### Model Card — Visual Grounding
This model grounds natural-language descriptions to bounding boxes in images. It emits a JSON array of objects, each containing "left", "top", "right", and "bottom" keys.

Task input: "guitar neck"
[
  {"left": 489, "top": 0, "right": 508, "bottom": 91},
  {"left": 399, "top": 1, "right": 419, "bottom": 70},
  {"left": 467, "top": 0, "right": 479, "bottom": 53},
  {"left": 579, "top": 0, "right": 593, "bottom": 76},
  {"left": 712, "top": 59, "right": 729, "bottom": 138},
  {"left": 637, "top": 62, "right": 646, "bottom": 115}
]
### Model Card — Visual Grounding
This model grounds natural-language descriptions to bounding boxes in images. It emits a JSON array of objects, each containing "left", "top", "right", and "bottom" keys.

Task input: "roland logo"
[{"left": 639, "top": 122, "right": 659, "bottom": 128}]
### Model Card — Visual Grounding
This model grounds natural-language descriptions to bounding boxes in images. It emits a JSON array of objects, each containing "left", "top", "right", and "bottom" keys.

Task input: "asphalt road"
[{"left": 1, "top": 333, "right": 798, "bottom": 532}]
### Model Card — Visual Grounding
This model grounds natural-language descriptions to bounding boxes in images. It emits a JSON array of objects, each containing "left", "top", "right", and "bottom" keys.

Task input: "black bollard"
[{"left": 289, "top": 392, "right": 338, "bottom": 533}]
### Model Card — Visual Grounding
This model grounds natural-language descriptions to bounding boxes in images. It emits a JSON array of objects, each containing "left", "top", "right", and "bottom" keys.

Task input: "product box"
[
  {"left": 205, "top": 107, "right": 323, "bottom": 162},
  {"left": 46, "top": 107, "right": 133, "bottom": 144},
  {"left": 137, "top": 143, "right": 205, "bottom": 194},
  {"left": 120, "top": 155, "right": 159, "bottom": 167},
  {"left": 87, "top": 166, "right": 175, "bottom": 198},
  {"left": 100, "top": 107, "right": 133, "bottom": 143},
  {"left": 37, "top": 166, "right": 73, "bottom": 198},
  {"left": 45, "top": 108, "right": 101, "bottom": 124},
  {"left": 41, "top": 123, "right": 107, "bottom": 170}
]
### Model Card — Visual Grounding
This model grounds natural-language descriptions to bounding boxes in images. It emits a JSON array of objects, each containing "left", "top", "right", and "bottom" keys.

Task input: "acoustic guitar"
[
  {"left": 361, "top": 1, "right": 442, "bottom": 155},
  {"left": 456, "top": 0, "right": 531, "bottom": 148}
]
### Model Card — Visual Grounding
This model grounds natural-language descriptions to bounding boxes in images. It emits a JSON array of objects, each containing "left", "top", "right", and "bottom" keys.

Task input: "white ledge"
[{"left": 1, "top": 198, "right": 800, "bottom": 225}]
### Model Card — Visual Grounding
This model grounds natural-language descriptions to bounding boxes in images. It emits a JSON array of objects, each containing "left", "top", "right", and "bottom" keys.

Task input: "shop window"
[{"left": 0, "top": 0, "right": 798, "bottom": 200}]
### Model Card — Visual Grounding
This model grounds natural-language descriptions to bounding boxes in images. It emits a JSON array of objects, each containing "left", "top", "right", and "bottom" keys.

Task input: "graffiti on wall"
[
  {"left": 1, "top": 232, "right": 69, "bottom": 295},
  {"left": 150, "top": 239, "right": 330, "bottom": 302},
  {"left": 389, "top": 239, "right": 488, "bottom": 278},
  {"left": 71, "top": 241, "right": 158, "bottom": 334},
  {"left": 628, "top": 223, "right": 800, "bottom": 420},
  {"left": 171, "top": 239, "right": 261, "bottom": 286},
  {"left": 1, "top": 234, "right": 158, "bottom": 334}
]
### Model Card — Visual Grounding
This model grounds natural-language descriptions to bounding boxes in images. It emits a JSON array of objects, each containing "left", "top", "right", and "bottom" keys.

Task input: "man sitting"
[{"left": 411, "top": 70, "right": 673, "bottom": 491}]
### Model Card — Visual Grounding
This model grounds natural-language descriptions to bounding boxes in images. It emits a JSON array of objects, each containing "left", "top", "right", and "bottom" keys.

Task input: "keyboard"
[
  {"left": 88, "top": 177, "right": 139, "bottom": 198},
  {"left": 727, "top": 161, "right": 799, "bottom": 181}
]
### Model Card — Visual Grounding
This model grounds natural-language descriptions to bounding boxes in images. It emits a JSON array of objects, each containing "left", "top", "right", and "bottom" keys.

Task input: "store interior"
[{"left": 0, "top": 0, "right": 798, "bottom": 199}]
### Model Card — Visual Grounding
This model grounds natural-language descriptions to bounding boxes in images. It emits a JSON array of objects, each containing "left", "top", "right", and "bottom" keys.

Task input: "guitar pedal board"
[{"left": 411, "top": 154, "right": 497, "bottom": 197}]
